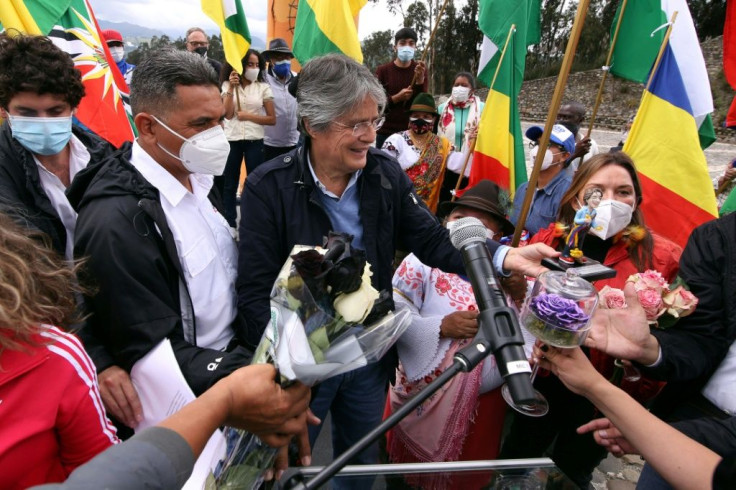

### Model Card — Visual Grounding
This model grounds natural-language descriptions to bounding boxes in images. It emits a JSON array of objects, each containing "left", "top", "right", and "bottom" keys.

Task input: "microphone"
[{"left": 448, "top": 217, "right": 537, "bottom": 406}]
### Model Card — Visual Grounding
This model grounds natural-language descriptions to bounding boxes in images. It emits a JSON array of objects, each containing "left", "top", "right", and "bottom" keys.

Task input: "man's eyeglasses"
[
  {"left": 188, "top": 41, "right": 209, "bottom": 48},
  {"left": 333, "top": 116, "right": 385, "bottom": 136}
]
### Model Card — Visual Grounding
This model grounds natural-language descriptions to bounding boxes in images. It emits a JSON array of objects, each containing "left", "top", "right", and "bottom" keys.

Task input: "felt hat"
[
  {"left": 439, "top": 180, "right": 515, "bottom": 236},
  {"left": 407, "top": 92, "right": 439, "bottom": 116},
  {"left": 263, "top": 38, "right": 293, "bottom": 58}
]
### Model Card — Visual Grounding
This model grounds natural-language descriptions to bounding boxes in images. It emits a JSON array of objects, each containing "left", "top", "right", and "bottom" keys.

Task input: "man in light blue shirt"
[
  {"left": 262, "top": 38, "right": 299, "bottom": 162},
  {"left": 511, "top": 124, "right": 575, "bottom": 236}
]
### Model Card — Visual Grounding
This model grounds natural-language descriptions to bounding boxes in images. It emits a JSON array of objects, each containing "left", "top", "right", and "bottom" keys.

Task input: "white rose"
[{"left": 333, "top": 263, "right": 379, "bottom": 323}]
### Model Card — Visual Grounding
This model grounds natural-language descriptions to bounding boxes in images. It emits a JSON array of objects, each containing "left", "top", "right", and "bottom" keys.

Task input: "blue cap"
[{"left": 525, "top": 124, "right": 576, "bottom": 156}]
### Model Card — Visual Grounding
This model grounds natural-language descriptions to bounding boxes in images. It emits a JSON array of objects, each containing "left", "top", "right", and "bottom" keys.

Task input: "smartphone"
[{"left": 542, "top": 257, "right": 617, "bottom": 282}]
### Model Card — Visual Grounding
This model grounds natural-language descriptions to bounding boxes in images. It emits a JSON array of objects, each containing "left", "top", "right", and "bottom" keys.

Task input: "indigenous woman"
[
  {"left": 437, "top": 72, "right": 483, "bottom": 151},
  {"left": 386, "top": 181, "right": 529, "bottom": 489},
  {"left": 500, "top": 152, "right": 682, "bottom": 488},
  {"left": 437, "top": 72, "right": 484, "bottom": 203},
  {"left": 381, "top": 93, "right": 470, "bottom": 213},
  {"left": 0, "top": 212, "right": 118, "bottom": 489},
  {"left": 219, "top": 49, "right": 275, "bottom": 227}
]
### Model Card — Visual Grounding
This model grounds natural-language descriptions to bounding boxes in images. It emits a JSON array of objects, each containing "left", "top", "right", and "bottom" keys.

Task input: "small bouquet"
[
  {"left": 208, "top": 233, "right": 411, "bottom": 489},
  {"left": 598, "top": 270, "right": 698, "bottom": 384},
  {"left": 598, "top": 270, "right": 699, "bottom": 328}
]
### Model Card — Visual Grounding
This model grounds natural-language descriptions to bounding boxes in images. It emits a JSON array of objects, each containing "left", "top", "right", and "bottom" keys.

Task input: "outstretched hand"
[
  {"left": 502, "top": 243, "right": 559, "bottom": 278},
  {"left": 584, "top": 283, "right": 659, "bottom": 364},
  {"left": 578, "top": 418, "right": 639, "bottom": 457},
  {"left": 535, "top": 345, "right": 604, "bottom": 396}
]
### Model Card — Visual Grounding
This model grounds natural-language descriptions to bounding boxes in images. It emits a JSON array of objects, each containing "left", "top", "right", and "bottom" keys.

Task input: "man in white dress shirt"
[
  {"left": 0, "top": 33, "right": 115, "bottom": 260},
  {"left": 69, "top": 49, "right": 275, "bottom": 432}
]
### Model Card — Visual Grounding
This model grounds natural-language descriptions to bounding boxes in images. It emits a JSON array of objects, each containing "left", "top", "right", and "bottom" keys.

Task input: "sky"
[{"left": 88, "top": 0, "right": 406, "bottom": 44}]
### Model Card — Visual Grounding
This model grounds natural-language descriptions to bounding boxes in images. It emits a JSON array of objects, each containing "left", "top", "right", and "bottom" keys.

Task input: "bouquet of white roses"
[{"left": 207, "top": 233, "right": 411, "bottom": 489}]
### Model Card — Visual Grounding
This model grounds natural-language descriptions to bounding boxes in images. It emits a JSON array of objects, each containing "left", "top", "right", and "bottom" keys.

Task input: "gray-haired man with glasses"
[
  {"left": 236, "top": 53, "right": 558, "bottom": 488},
  {"left": 184, "top": 27, "right": 221, "bottom": 79}
]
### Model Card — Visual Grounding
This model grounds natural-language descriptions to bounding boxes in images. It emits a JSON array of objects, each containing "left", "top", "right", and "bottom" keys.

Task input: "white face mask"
[
  {"left": 529, "top": 145, "right": 557, "bottom": 171},
  {"left": 244, "top": 68, "right": 260, "bottom": 82},
  {"left": 590, "top": 199, "right": 634, "bottom": 240},
  {"left": 152, "top": 115, "right": 230, "bottom": 175},
  {"left": 108, "top": 46, "right": 125, "bottom": 63},
  {"left": 451, "top": 86, "right": 470, "bottom": 104}
]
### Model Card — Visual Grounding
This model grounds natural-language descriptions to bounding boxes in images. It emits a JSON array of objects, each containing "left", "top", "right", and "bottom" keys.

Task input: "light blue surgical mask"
[
  {"left": 8, "top": 114, "right": 73, "bottom": 155},
  {"left": 397, "top": 46, "right": 415, "bottom": 62}
]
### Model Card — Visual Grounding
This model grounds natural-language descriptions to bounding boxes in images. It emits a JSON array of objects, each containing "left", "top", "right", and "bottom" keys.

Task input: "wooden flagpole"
[
  {"left": 409, "top": 0, "right": 452, "bottom": 87},
  {"left": 511, "top": 0, "right": 592, "bottom": 247},
  {"left": 623, "top": 12, "right": 678, "bottom": 154},
  {"left": 643, "top": 12, "right": 678, "bottom": 93},
  {"left": 451, "top": 24, "right": 516, "bottom": 201},
  {"left": 585, "top": 0, "right": 629, "bottom": 138}
]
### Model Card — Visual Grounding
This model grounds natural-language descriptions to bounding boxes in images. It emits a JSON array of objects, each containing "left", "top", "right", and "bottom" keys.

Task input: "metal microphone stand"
[{"left": 280, "top": 311, "right": 498, "bottom": 490}]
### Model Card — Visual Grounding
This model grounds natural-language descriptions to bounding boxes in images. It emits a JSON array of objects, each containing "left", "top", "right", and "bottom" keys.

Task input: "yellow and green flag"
[
  {"left": 292, "top": 0, "right": 365, "bottom": 64},
  {"left": 471, "top": 0, "right": 540, "bottom": 197},
  {"left": 202, "top": 0, "right": 251, "bottom": 74},
  {"left": 0, "top": 0, "right": 70, "bottom": 34}
]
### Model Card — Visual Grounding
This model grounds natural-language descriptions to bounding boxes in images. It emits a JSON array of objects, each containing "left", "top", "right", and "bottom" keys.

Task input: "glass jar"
[{"left": 521, "top": 269, "right": 599, "bottom": 348}]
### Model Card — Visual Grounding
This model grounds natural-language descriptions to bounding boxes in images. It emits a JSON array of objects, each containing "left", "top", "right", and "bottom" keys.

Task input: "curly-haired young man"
[{"left": 0, "top": 33, "right": 115, "bottom": 260}]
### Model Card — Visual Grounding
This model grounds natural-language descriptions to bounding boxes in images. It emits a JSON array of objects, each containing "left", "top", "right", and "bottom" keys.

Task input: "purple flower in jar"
[{"left": 530, "top": 293, "right": 590, "bottom": 331}]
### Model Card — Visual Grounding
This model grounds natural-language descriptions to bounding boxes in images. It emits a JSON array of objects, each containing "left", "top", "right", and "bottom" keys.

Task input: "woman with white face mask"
[
  {"left": 436, "top": 73, "right": 484, "bottom": 204},
  {"left": 381, "top": 93, "right": 471, "bottom": 213},
  {"left": 219, "top": 49, "right": 276, "bottom": 227},
  {"left": 437, "top": 72, "right": 483, "bottom": 151},
  {"left": 501, "top": 151, "right": 683, "bottom": 487}
]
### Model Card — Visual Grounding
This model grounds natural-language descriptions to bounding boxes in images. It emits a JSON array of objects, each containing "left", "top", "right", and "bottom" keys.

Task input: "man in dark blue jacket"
[{"left": 237, "top": 53, "right": 556, "bottom": 486}]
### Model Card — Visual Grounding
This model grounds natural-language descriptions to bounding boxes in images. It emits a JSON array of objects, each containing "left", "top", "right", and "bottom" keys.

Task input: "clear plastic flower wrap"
[{"left": 208, "top": 234, "right": 411, "bottom": 489}]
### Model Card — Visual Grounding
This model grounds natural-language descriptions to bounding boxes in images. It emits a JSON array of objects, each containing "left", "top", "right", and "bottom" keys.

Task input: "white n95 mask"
[
  {"left": 152, "top": 115, "right": 230, "bottom": 176},
  {"left": 590, "top": 200, "right": 634, "bottom": 240},
  {"left": 529, "top": 145, "right": 555, "bottom": 170}
]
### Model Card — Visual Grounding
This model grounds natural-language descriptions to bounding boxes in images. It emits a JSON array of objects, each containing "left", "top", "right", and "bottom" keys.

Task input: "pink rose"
[
  {"left": 662, "top": 286, "right": 698, "bottom": 318},
  {"left": 627, "top": 270, "right": 669, "bottom": 294},
  {"left": 599, "top": 286, "right": 627, "bottom": 309},
  {"left": 638, "top": 288, "right": 665, "bottom": 321}
]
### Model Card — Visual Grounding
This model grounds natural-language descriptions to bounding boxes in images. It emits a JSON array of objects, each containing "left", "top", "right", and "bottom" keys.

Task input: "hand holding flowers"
[
  {"left": 210, "top": 233, "right": 410, "bottom": 489},
  {"left": 605, "top": 270, "right": 698, "bottom": 325},
  {"left": 585, "top": 271, "right": 699, "bottom": 367}
]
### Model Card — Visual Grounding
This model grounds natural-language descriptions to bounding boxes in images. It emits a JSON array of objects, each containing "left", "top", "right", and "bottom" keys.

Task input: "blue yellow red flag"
[{"left": 623, "top": 44, "right": 717, "bottom": 248}]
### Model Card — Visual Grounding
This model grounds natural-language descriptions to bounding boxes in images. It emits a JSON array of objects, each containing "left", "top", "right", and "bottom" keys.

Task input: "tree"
[
  {"left": 126, "top": 34, "right": 173, "bottom": 65},
  {"left": 125, "top": 33, "right": 224, "bottom": 67},
  {"left": 405, "top": 1, "right": 429, "bottom": 48},
  {"left": 362, "top": 29, "right": 394, "bottom": 72},
  {"left": 689, "top": 0, "right": 726, "bottom": 40}
]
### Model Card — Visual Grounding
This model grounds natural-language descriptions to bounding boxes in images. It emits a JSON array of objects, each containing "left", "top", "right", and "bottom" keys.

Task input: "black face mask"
[
  {"left": 409, "top": 118, "right": 433, "bottom": 135},
  {"left": 193, "top": 46, "right": 208, "bottom": 57}
]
